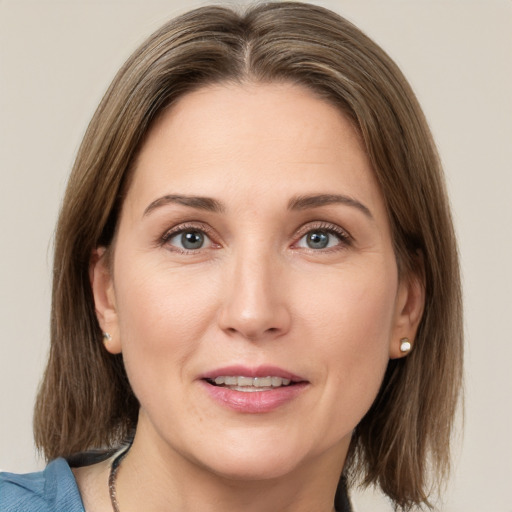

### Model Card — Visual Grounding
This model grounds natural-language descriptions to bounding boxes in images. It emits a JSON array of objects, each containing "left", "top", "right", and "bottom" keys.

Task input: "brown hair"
[{"left": 34, "top": 3, "right": 463, "bottom": 510}]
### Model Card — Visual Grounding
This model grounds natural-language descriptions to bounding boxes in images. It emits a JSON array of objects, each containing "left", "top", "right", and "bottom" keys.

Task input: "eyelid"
[
  {"left": 157, "top": 220, "right": 352, "bottom": 253},
  {"left": 159, "top": 222, "right": 220, "bottom": 252},
  {"left": 293, "top": 221, "right": 353, "bottom": 249}
]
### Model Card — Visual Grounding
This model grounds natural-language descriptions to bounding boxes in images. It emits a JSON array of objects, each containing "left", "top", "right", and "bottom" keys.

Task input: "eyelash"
[
  {"left": 159, "top": 222, "right": 218, "bottom": 254},
  {"left": 158, "top": 221, "right": 352, "bottom": 254},
  {"left": 293, "top": 222, "right": 352, "bottom": 252}
]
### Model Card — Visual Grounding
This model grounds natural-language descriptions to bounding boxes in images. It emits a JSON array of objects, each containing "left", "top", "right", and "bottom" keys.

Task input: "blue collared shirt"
[{"left": 0, "top": 458, "right": 84, "bottom": 512}]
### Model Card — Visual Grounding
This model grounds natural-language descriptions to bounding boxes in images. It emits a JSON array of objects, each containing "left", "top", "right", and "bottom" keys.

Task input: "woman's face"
[{"left": 93, "top": 82, "right": 421, "bottom": 481}]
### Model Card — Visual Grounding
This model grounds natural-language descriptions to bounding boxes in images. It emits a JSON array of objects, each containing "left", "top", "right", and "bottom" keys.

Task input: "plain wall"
[{"left": 1, "top": 1, "right": 511, "bottom": 510}]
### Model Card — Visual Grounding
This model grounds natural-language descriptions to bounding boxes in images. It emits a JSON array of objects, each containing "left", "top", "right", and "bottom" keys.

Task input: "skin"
[{"left": 83, "top": 82, "right": 424, "bottom": 512}]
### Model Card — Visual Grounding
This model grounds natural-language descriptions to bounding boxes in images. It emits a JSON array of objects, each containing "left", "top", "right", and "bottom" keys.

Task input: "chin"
[
  {"left": 188, "top": 428, "right": 338, "bottom": 482},
  {"left": 205, "top": 451, "right": 304, "bottom": 482}
]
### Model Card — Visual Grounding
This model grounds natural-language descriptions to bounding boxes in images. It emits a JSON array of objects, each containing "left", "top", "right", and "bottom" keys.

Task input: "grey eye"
[
  {"left": 306, "top": 231, "right": 329, "bottom": 249},
  {"left": 169, "top": 230, "right": 207, "bottom": 250},
  {"left": 297, "top": 229, "right": 341, "bottom": 250},
  {"left": 181, "top": 231, "right": 204, "bottom": 249}
]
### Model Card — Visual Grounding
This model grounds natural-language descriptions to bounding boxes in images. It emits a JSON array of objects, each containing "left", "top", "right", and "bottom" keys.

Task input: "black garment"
[{"left": 334, "top": 477, "right": 353, "bottom": 512}]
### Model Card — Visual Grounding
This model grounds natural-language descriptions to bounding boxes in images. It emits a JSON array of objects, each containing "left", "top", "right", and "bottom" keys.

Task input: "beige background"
[{"left": 1, "top": 1, "right": 511, "bottom": 510}]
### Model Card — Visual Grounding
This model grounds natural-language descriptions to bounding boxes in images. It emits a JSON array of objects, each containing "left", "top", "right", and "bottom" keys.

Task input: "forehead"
[{"left": 124, "top": 82, "right": 386, "bottom": 220}]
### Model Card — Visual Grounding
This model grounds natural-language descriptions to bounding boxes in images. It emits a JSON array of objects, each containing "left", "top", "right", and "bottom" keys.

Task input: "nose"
[{"left": 217, "top": 247, "right": 291, "bottom": 341}]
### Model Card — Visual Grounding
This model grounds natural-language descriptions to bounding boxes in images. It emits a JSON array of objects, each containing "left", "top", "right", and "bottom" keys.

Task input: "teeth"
[
  {"left": 271, "top": 376, "right": 284, "bottom": 387},
  {"left": 254, "top": 377, "right": 272, "bottom": 387},
  {"left": 238, "top": 376, "right": 253, "bottom": 387},
  {"left": 211, "top": 376, "right": 292, "bottom": 389}
]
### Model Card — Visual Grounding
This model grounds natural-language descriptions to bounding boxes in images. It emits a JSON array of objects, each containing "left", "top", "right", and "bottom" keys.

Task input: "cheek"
[
  {"left": 301, "top": 261, "right": 398, "bottom": 349},
  {"left": 116, "top": 255, "right": 219, "bottom": 329},
  {"left": 300, "top": 265, "right": 397, "bottom": 425},
  {"left": 112, "top": 259, "right": 220, "bottom": 392}
]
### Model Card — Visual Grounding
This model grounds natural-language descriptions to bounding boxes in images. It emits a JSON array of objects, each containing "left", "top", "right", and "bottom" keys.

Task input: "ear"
[
  {"left": 90, "top": 247, "right": 122, "bottom": 354},
  {"left": 389, "top": 269, "right": 425, "bottom": 359}
]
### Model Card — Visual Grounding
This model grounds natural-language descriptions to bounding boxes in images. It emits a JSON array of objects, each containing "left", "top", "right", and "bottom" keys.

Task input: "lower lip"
[{"left": 200, "top": 380, "right": 308, "bottom": 413}]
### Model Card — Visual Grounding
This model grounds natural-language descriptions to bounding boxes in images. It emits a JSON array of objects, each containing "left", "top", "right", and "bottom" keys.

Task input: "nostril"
[{"left": 217, "top": 298, "right": 291, "bottom": 341}]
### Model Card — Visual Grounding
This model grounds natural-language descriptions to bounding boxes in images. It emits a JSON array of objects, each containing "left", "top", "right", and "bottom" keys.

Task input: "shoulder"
[{"left": 0, "top": 458, "right": 84, "bottom": 512}]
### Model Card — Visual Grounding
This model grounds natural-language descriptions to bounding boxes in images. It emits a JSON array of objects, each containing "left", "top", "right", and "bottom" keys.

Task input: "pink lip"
[{"left": 198, "top": 365, "right": 308, "bottom": 414}]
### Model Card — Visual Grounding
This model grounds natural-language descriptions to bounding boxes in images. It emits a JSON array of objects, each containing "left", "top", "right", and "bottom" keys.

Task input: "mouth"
[
  {"left": 205, "top": 375, "right": 294, "bottom": 392},
  {"left": 200, "top": 366, "right": 308, "bottom": 411}
]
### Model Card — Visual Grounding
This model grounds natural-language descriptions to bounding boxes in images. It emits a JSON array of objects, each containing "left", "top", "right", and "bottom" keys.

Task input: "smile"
[
  {"left": 201, "top": 379, "right": 307, "bottom": 413},
  {"left": 200, "top": 366, "right": 308, "bottom": 413},
  {"left": 206, "top": 376, "right": 292, "bottom": 392}
]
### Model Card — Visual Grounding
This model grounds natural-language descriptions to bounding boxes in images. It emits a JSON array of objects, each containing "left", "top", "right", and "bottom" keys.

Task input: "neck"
[{"left": 114, "top": 421, "right": 346, "bottom": 512}]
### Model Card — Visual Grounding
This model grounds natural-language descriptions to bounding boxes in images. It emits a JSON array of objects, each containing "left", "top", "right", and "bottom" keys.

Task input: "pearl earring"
[
  {"left": 103, "top": 332, "right": 112, "bottom": 343},
  {"left": 400, "top": 338, "right": 412, "bottom": 353}
]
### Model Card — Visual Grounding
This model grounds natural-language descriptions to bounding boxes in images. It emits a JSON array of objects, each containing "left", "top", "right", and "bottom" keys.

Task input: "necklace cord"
[{"left": 108, "top": 450, "right": 129, "bottom": 512}]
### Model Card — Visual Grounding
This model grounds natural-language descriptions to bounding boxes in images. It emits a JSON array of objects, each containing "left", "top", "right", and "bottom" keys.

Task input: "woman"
[{"left": 0, "top": 2, "right": 462, "bottom": 511}]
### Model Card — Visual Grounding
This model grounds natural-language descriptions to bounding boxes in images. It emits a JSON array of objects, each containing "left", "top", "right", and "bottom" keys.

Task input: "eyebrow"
[
  {"left": 288, "top": 194, "right": 373, "bottom": 218},
  {"left": 143, "top": 192, "right": 372, "bottom": 219},
  {"left": 143, "top": 194, "right": 225, "bottom": 217}
]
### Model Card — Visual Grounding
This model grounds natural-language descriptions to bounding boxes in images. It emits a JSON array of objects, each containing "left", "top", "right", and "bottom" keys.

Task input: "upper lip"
[{"left": 199, "top": 365, "right": 306, "bottom": 383}]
